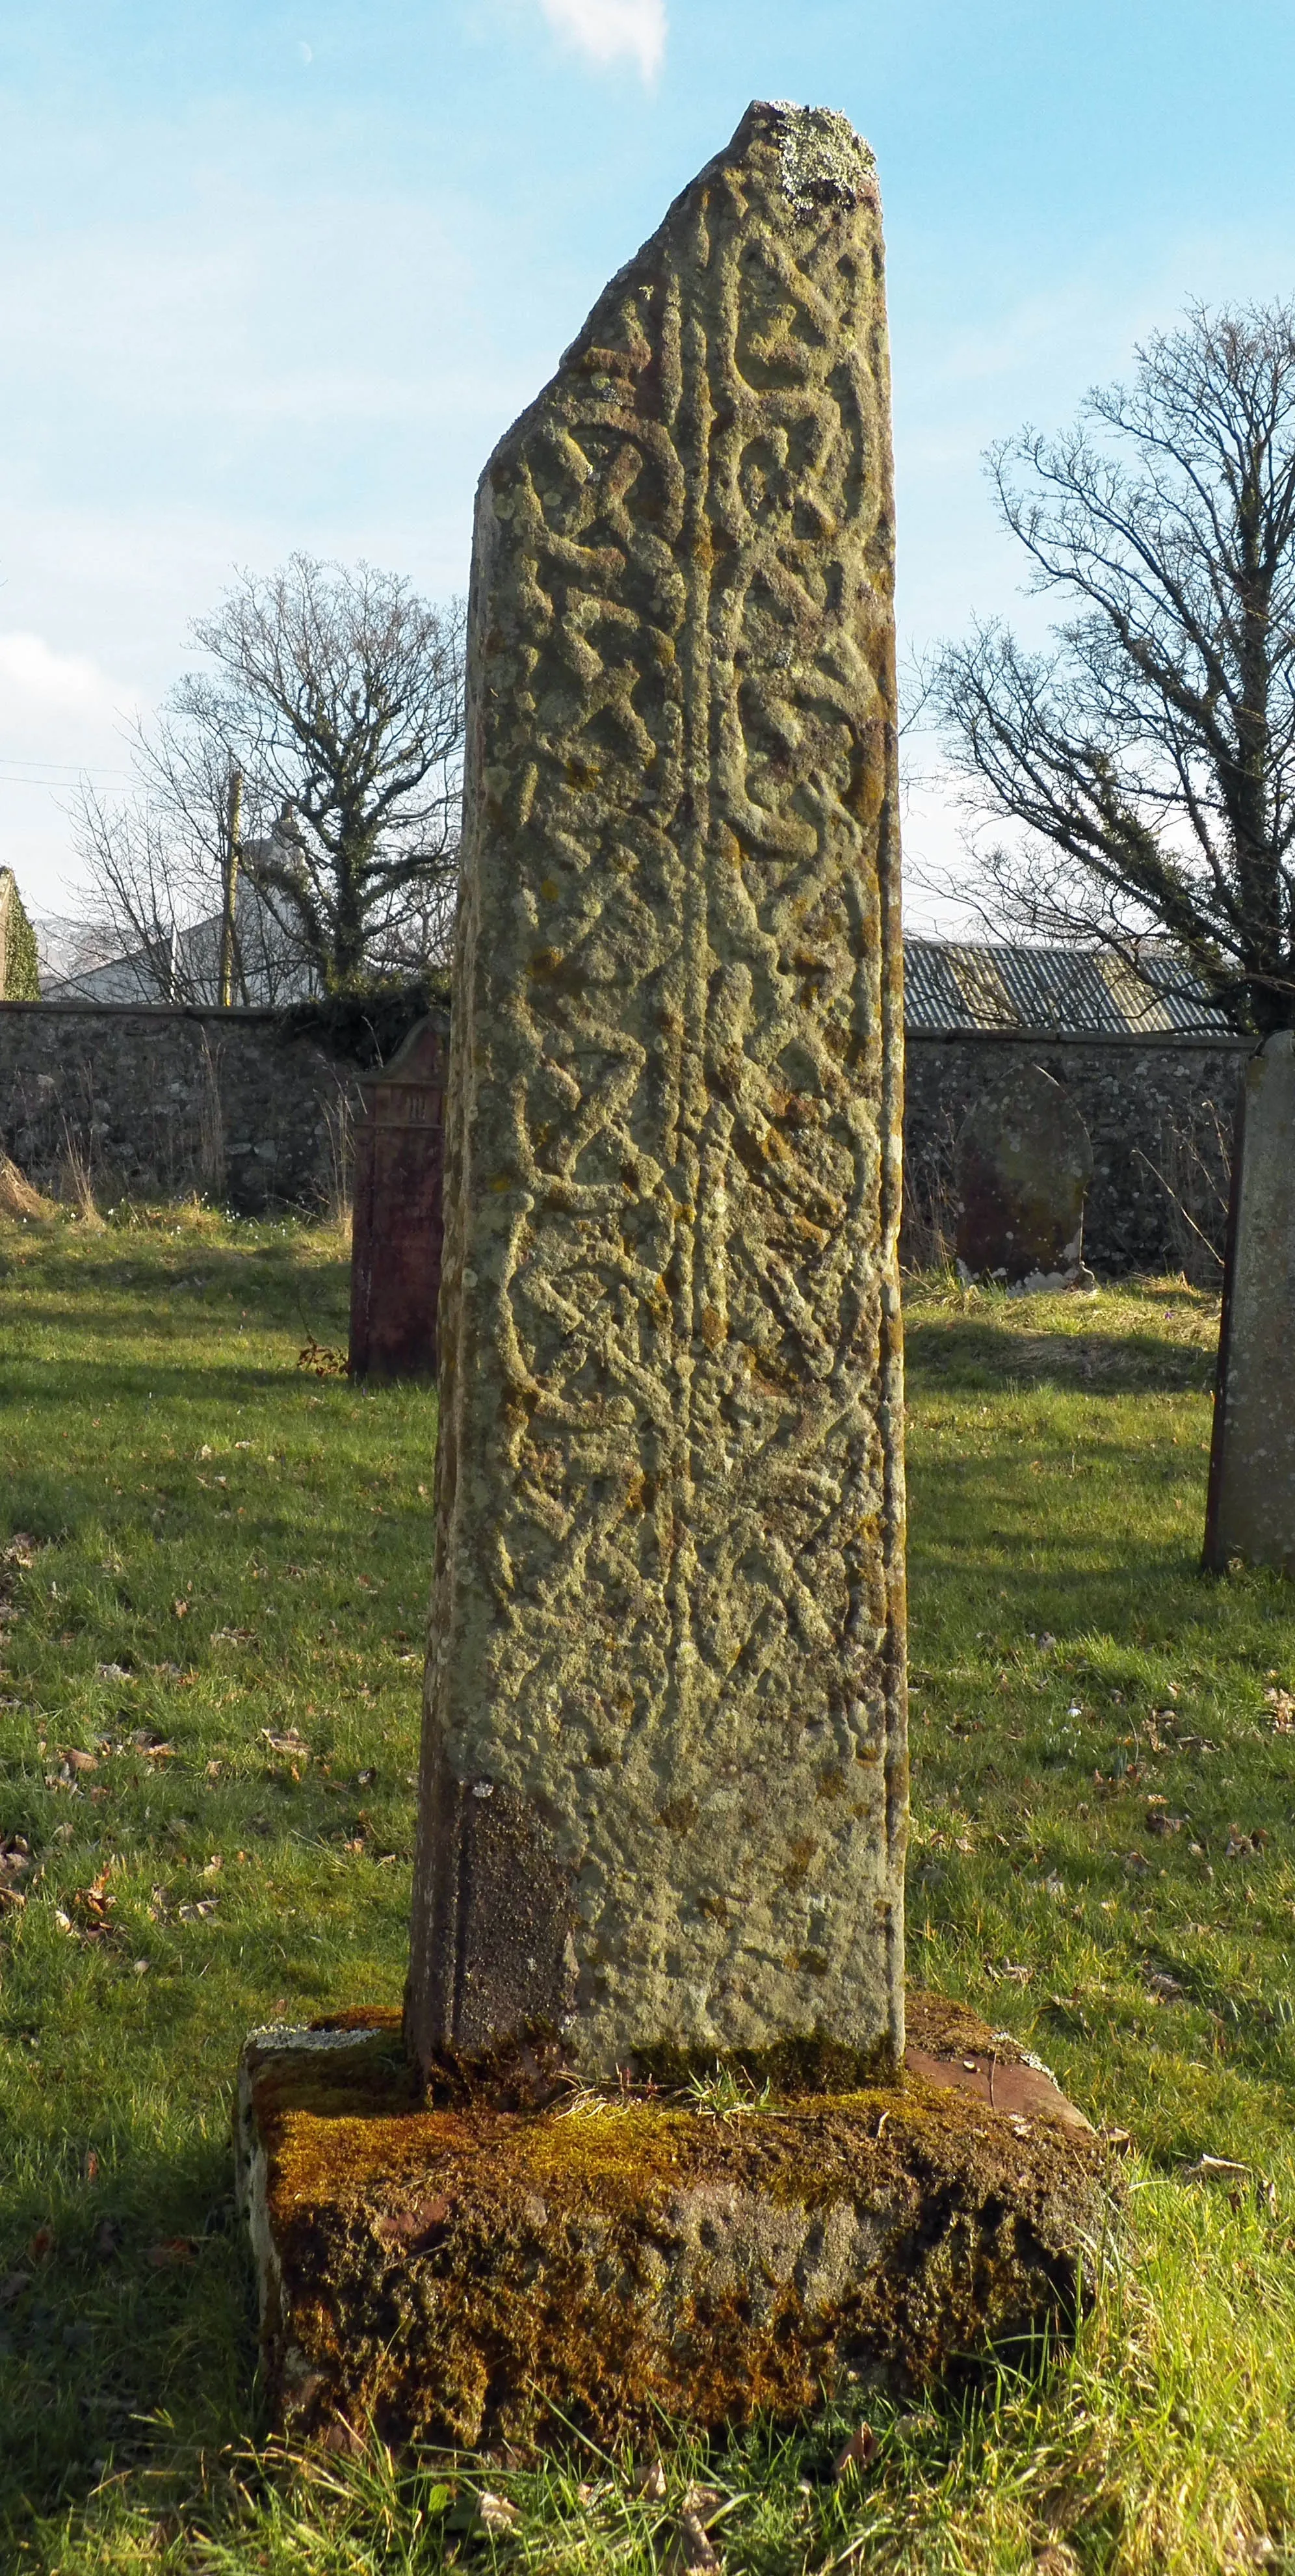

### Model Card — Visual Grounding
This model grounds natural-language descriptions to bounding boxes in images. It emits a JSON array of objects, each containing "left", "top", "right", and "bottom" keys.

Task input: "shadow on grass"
[
  {"left": 4, "top": 1294, "right": 349, "bottom": 1347},
  {"left": 0, "top": 2120, "right": 260, "bottom": 2536},
  {"left": 0, "top": 1352, "right": 359, "bottom": 1409},
  {"left": 906, "top": 1317, "right": 1216, "bottom": 1396}
]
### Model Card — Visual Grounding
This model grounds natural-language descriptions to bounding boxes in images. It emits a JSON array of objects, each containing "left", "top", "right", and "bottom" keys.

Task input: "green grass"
[{"left": 2, "top": 1218, "right": 1294, "bottom": 2570}]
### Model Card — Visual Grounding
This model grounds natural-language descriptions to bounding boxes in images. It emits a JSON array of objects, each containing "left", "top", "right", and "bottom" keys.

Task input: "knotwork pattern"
[{"left": 411, "top": 103, "right": 907, "bottom": 2079}]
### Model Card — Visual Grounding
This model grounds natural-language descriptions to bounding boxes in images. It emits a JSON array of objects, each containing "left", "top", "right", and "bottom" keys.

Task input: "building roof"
[{"left": 903, "top": 940, "right": 1238, "bottom": 1038}]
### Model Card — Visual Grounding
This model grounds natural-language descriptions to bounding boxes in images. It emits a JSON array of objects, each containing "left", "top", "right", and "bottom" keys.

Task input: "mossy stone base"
[{"left": 235, "top": 2000, "right": 1112, "bottom": 2452}]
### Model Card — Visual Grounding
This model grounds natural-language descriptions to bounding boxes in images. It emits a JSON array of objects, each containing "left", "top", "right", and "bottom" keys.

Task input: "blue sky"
[{"left": 5, "top": 0, "right": 1295, "bottom": 923}]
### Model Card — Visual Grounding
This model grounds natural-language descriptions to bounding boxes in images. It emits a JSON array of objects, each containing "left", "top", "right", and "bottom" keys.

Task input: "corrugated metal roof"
[{"left": 904, "top": 940, "right": 1237, "bottom": 1037}]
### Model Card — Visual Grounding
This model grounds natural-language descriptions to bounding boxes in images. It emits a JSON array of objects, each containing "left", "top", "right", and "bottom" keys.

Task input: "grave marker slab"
[
  {"left": 348, "top": 1013, "right": 449, "bottom": 1384},
  {"left": 237, "top": 101, "right": 1111, "bottom": 2450},
  {"left": 1205, "top": 1032, "right": 1295, "bottom": 1571},
  {"left": 955, "top": 1062, "right": 1093, "bottom": 1289},
  {"left": 405, "top": 95, "right": 908, "bottom": 2092}
]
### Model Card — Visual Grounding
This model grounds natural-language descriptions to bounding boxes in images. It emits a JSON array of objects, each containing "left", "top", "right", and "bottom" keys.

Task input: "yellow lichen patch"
[{"left": 241, "top": 2006, "right": 1114, "bottom": 2460}]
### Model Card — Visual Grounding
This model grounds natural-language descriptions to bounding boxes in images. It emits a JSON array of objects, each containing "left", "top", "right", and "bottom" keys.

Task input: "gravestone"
[
  {"left": 348, "top": 1013, "right": 449, "bottom": 1383},
  {"left": 237, "top": 101, "right": 1109, "bottom": 2454},
  {"left": 405, "top": 94, "right": 908, "bottom": 2092},
  {"left": 955, "top": 1062, "right": 1093, "bottom": 1288},
  {"left": 1204, "top": 1032, "right": 1295, "bottom": 1570}
]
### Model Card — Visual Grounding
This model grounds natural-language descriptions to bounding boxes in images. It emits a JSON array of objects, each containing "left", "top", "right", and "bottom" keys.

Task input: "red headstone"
[{"left": 348, "top": 1014, "right": 449, "bottom": 1382}]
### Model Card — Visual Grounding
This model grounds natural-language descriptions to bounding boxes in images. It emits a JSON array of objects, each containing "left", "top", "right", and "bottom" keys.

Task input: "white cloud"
[
  {"left": 536, "top": 0, "right": 666, "bottom": 81},
  {"left": 0, "top": 631, "right": 124, "bottom": 728}
]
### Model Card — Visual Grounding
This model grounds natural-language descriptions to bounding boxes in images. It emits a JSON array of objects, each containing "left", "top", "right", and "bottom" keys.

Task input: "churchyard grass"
[{"left": 2, "top": 1211, "right": 1294, "bottom": 2569}]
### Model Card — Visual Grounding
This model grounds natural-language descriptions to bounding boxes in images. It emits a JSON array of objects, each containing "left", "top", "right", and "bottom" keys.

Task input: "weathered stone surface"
[
  {"left": 954, "top": 1063, "right": 1093, "bottom": 1288},
  {"left": 237, "top": 2002, "right": 1110, "bottom": 2453},
  {"left": 1204, "top": 1034, "right": 1295, "bottom": 1570},
  {"left": 349, "top": 1014, "right": 449, "bottom": 1382},
  {"left": 405, "top": 99, "right": 907, "bottom": 2092}
]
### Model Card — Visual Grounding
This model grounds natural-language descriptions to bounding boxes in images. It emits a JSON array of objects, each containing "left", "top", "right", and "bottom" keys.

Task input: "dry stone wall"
[
  {"left": 904, "top": 1032, "right": 1248, "bottom": 1280},
  {"left": 1, "top": 1003, "right": 1250, "bottom": 1266},
  {"left": 0, "top": 1002, "right": 360, "bottom": 1213}
]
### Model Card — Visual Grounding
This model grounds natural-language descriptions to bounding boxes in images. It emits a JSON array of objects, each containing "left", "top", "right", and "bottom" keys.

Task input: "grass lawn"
[{"left": 2, "top": 1210, "right": 1294, "bottom": 2571}]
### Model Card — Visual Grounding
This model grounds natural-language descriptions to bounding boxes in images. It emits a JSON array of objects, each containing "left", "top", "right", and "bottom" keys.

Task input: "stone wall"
[
  {"left": 0, "top": 1002, "right": 1253, "bottom": 1271},
  {"left": 0, "top": 1002, "right": 362, "bottom": 1214},
  {"left": 904, "top": 1031, "right": 1249, "bottom": 1280}
]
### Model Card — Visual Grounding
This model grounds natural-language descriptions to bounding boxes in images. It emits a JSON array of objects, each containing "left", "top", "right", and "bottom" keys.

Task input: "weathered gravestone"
[
  {"left": 955, "top": 1062, "right": 1094, "bottom": 1289},
  {"left": 236, "top": 101, "right": 1109, "bottom": 2454},
  {"left": 348, "top": 1013, "right": 449, "bottom": 1383},
  {"left": 1204, "top": 1032, "right": 1295, "bottom": 1571},
  {"left": 404, "top": 94, "right": 911, "bottom": 2092}
]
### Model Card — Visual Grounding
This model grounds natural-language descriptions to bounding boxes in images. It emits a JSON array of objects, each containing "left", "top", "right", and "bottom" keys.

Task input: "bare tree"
[
  {"left": 937, "top": 304, "right": 1295, "bottom": 1032},
  {"left": 179, "top": 555, "right": 464, "bottom": 992},
  {"left": 70, "top": 725, "right": 250, "bottom": 1002},
  {"left": 69, "top": 556, "right": 465, "bottom": 1001}
]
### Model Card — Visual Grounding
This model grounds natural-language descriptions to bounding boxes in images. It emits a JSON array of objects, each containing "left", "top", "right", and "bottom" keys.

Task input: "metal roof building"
[{"left": 903, "top": 940, "right": 1238, "bottom": 1039}]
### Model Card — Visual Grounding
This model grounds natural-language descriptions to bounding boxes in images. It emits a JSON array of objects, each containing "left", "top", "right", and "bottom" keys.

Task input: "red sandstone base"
[{"left": 235, "top": 1997, "right": 1111, "bottom": 2454}]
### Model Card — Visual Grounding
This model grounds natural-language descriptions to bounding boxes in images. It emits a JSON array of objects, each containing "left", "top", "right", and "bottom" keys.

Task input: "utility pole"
[{"left": 219, "top": 765, "right": 242, "bottom": 1008}]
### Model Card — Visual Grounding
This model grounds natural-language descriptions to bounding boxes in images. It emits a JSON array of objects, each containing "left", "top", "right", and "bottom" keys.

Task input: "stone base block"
[{"left": 235, "top": 1998, "right": 1112, "bottom": 2453}]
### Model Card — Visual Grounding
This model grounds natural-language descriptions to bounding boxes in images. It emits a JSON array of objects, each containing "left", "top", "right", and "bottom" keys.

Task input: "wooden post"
[{"left": 220, "top": 767, "right": 243, "bottom": 1008}]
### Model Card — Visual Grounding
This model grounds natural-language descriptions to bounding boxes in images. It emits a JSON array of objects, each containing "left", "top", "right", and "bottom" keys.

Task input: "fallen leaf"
[
  {"left": 636, "top": 2460, "right": 668, "bottom": 2501},
  {"left": 1145, "top": 1971, "right": 1184, "bottom": 2003},
  {"left": 62, "top": 1749, "right": 98, "bottom": 1774},
  {"left": 674, "top": 2510, "right": 720, "bottom": 2571},
  {"left": 28, "top": 2228, "right": 53, "bottom": 2261},
  {"left": 146, "top": 2239, "right": 196, "bottom": 2268},
  {"left": 834, "top": 2423, "right": 878, "bottom": 2479},
  {"left": 374, "top": 2196, "right": 449, "bottom": 2248},
  {"left": 683, "top": 2487, "right": 724, "bottom": 2517},
  {"left": 1225, "top": 1824, "right": 1270, "bottom": 1860},
  {"left": 477, "top": 2491, "right": 519, "bottom": 2535}
]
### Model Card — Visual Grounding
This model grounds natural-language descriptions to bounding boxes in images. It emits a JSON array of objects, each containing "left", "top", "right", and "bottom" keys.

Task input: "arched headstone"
[
  {"left": 348, "top": 1013, "right": 449, "bottom": 1383},
  {"left": 955, "top": 1063, "right": 1093, "bottom": 1287}
]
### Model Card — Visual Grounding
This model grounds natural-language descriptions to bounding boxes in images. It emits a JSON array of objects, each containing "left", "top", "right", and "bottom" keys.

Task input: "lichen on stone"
[
  {"left": 238, "top": 2003, "right": 1114, "bottom": 2455},
  {"left": 406, "top": 94, "right": 908, "bottom": 2095}
]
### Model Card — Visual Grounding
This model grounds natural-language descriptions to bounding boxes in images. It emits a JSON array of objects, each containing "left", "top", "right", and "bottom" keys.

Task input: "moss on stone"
[{"left": 239, "top": 1999, "right": 1114, "bottom": 2455}]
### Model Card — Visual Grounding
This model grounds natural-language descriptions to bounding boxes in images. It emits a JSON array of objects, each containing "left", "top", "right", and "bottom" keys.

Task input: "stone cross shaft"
[{"left": 406, "top": 100, "right": 908, "bottom": 2092}]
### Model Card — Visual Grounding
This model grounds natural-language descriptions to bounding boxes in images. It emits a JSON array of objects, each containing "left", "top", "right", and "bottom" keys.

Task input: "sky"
[{"left": 5, "top": 0, "right": 1295, "bottom": 931}]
